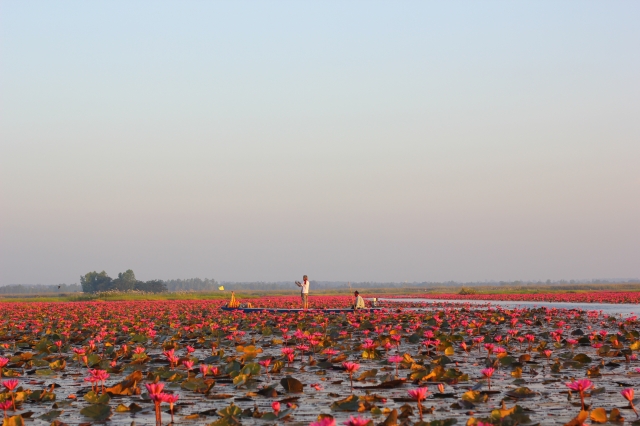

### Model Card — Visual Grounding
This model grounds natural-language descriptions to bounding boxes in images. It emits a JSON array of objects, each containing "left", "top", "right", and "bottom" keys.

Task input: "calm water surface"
[{"left": 377, "top": 297, "right": 639, "bottom": 316}]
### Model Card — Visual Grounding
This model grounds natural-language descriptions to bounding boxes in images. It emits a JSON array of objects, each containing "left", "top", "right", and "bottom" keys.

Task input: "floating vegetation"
[{"left": 0, "top": 296, "right": 637, "bottom": 425}]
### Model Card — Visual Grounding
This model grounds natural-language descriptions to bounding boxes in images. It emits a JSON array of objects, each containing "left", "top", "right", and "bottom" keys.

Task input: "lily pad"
[
  {"left": 37, "top": 411, "right": 62, "bottom": 421},
  {"left": 505, "top": 387, "right": 537, "bottom": 399},
  {"left": 280, "top": 377, "right": 304, "bottom": 393},
  {"left": 80, "top": 403, "right": 112, "bottom": 421},
  {"left": 573, "top": 353, "right": 592, "bottom": 363},
  {"left": 330, "top": 394, "right": 362, "bottom": 411},
  {"left": 83, "top": 390, "right": 110, "bottom": 404}
]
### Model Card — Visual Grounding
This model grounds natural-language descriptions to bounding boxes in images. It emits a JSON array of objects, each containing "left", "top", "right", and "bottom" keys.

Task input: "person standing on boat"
[
  {"left": 353, "top": 291, "right": 366, "bottom": 310},
  {"left": 295, "top": 275, "right": 310, "bottom": 310}
]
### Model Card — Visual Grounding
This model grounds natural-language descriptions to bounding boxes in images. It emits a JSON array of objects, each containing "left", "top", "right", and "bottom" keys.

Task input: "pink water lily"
[
  {"left": 259, "top": 358, "right": 272, "bottom": 380},
  {"left": 0, "top": 400, "right": 11, "bottom": 417},
  {"left": 566, "top": 379, "right": 593, "bottom": 410},
  {"left": 0, "top": 291, "right": 637, "bottom": 425},
  {"left": 388, "top": 355, "right": 403, "bottom": 378},
  {"left": 622, "top": 388, "right": 638, "bottom": 417},
  {"left": 323, "top": 348, "right": 339, "bottom": 362},
  {"left": 408, "top": 387, "right": 430, "bottom": 420},
  {"left": 310, "top": 418, "right": 337, "bottom": 426},
  {"left": 199, "top": 364, "right": 210, "bottom": 377},
  {"left": 164, "top": 393, "right": 180, "bottom": 423},
  {"left": 481, "top": 368, "right": 495, "bottom": 389},
  {"left": 342, "top": 362, "right": 360, "bottom": 392},
  {"left": 145, "top": 382, "right": 165, "bottom": 395},
  {"left": 145, "top": 383, "right": 166, "bottom": 426},
  {"left": 343, "top": 416, "right": 370, "bottom": 426},
  {"left": 2, "top": 380, "right": 19, "bottom": 410}
]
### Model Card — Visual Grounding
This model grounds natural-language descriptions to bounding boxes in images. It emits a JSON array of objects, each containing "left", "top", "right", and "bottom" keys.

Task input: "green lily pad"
[
  {"left": 357, "top": 369, "right": 378, "bottom": 381},
  {"left": 573, "top": 353, "right": 592, "bottom": 363},
  {"left": 499, "top": 356, "right": 515, "bottom": 366},
  {"left": 37, "top": 410, "right": 62, "bottom": 421},
  {"left": 240, "top": 363, "right": 260, "bottom": 376},
  {"left": 80, "top": 403, "right": 112, "bottom": 421},
  {"left": 330, "top": 394, "right": 362, "bottom": 411},
  {"left": 83, "top": 391, "right": 110, "bottom": 404},
  {"left": 217, "top": 403, "right": 242, "bottom": 418},
  {"left": 505, "top": 387, "right": 537, "bottom": 399}
]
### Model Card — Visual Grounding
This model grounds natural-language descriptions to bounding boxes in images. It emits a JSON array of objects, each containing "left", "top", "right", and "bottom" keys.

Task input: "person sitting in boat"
[
  {"left": 295, "top": 275, "right": 310, "bottom": 310},
  {"left": 353, "top": 291, "right": 366, "bottom": 310}
]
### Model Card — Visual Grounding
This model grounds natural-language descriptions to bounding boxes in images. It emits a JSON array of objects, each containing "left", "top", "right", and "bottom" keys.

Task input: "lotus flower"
[
  {"left": 0, "top": 400, "right": 11, "bottom": 417},
  {"left": 342, "top": 362, "right": 360, "bottom": 391},
  {"left": 145, "top": 382, "right": 165, "bottom": 395},
  {"left": 323, "top": 348, "right": 339, "bottom": 362},
  {"left": 566, "top": 379, "right": 593, "bottom": 410},
  {"left": 259, "top": 359, "right": 272, "bottom": 380},
  {"left": 622, "top": 388, "right": 638, "bottom": 417},
  {"left": 388, "top": 355, "right": 403, "bottom": 378},
  {"left": 2, "top": 380, "right": 19, "bottom": 410},
  {"left": 481, "top": 368, "right": 495, "bottom": 389},
  {"left": 164, "top": 393, "right": 180, "bottom": 423},
  {"left": 149, "top": 392, "right": 169, "bottom": 426},
  {"left": 408, "top": 387, "right": 429, "bottom": 420},
  {"left": 343, "top": 416, "right": 371, "bottom": 426}
]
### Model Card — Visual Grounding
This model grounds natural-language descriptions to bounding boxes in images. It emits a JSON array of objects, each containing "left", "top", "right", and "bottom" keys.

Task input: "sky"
[{"left": 1, "top": 1, "right": 639, "bottom": 285}]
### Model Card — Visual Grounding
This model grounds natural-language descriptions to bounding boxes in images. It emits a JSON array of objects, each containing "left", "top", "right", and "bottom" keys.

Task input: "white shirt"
[
  {"left": 355, "top": 295, "right": 366, "bottom": 309},
  {"left": 300, "top": 280, "right": 309, "bottom": 294}
]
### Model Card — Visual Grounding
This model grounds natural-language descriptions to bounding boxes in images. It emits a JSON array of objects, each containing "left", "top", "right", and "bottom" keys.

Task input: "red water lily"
[
  {"left": 566, "top": 379, "right": 593, "bottom": 410},
  {"left": 622, "top": 388, "right": 638, "bottom": 417},
  {"left": 408, "top": 387, "right": 430, "bottom": 420},
  {"left": 481, "top": 367, "right": 495, "bottom": 389},
  {"left": 342, "top": 362, "right": 360, "bottom": 392}
]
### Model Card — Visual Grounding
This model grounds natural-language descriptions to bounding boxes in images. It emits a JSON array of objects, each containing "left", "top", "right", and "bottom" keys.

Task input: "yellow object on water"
[
  {"left": 218, "top": 286, "right": 225, "bottom": 291},
  {"left": 228, "top": 292, "right": 240, "bottom": 308}
]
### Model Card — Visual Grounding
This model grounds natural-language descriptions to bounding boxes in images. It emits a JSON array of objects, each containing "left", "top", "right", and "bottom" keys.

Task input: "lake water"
[{"left": 375, "top": 297, "right": 639, "bottom": 316}]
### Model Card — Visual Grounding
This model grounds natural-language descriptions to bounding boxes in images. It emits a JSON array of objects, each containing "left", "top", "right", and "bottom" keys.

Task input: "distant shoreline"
[{"left": 1, "top": 282, "right": 640, "bottom": 302}]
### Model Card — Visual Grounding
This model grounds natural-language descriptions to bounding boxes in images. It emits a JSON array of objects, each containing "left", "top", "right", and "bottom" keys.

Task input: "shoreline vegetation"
[{"left": 1, "top": 282, "right": 640, "bottom": 303}]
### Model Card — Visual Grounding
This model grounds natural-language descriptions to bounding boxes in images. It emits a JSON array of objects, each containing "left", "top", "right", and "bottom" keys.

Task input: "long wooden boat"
[{"left": 221, "top": 306, "right": 382, "bottom": 313}]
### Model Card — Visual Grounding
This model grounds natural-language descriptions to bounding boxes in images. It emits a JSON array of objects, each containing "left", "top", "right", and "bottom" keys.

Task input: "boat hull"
[{"left": 220, "top": 306, "right": 381, "bottom": 313}]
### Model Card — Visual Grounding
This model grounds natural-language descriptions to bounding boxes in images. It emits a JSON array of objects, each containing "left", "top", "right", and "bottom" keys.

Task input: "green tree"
[
  {"left": 135, "top": 279, "right": 167, "bottom": 293},
  {"left": 112, "top": 269, "right": 137, "bottom": 291},
  {"left": 80, "top": 271, "right": 112, "bottom": 293}
]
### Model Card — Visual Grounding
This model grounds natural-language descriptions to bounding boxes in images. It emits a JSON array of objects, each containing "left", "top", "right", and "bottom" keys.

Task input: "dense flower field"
[
  {"left": 0, "top": 296, "right": 638, "bottom": 425},
  {"left": 381, "top": 291, "right": 640, "bottom": 304}
]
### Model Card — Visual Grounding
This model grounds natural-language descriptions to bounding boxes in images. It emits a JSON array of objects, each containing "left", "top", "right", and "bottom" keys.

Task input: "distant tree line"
[
  {"left": 0, "top": 284, "right": 81, "bottom": 294},
  {"left": 163, "top": 278, "right": 219, "bottom": 292},
  {"left": 3, "top": 275, "right": 639, "bottom": 295},
  {"left": 80, "top": 270, "right": 167, "bottom": 293}
]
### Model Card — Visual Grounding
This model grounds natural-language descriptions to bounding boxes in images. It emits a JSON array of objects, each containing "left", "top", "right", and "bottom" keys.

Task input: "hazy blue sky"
[{"left": 1, "top": 1, "right": 639, "bottom": 285}]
